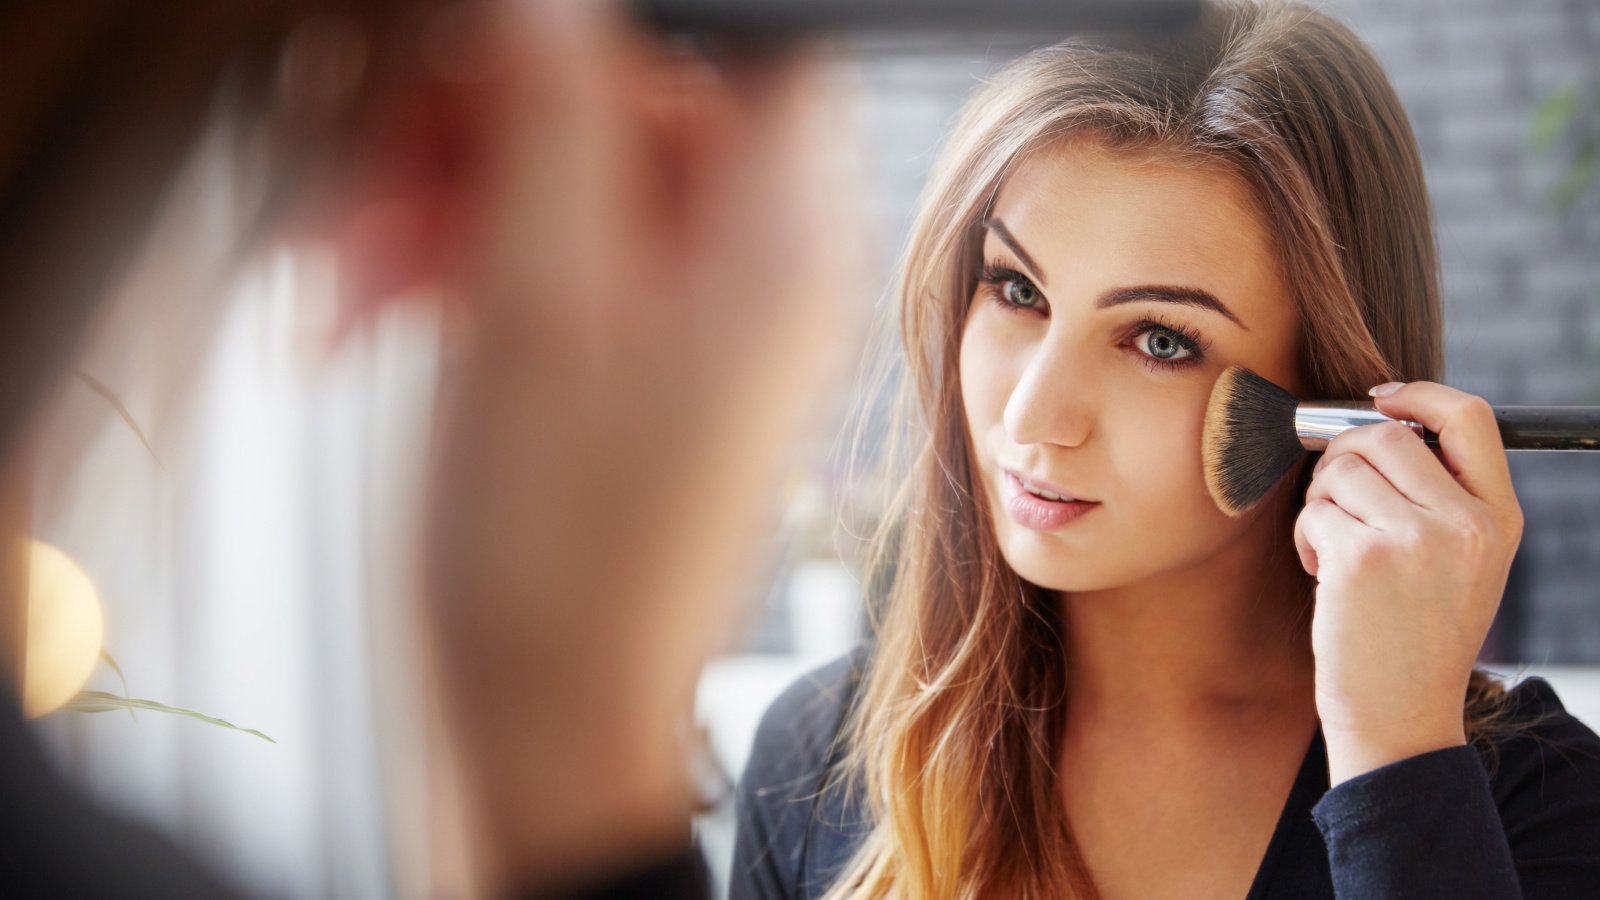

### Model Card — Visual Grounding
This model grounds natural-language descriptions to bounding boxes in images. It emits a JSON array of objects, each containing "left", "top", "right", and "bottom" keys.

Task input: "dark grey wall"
[{"left": 1323, "top": 0, "right": 1600, "bottom": 663}]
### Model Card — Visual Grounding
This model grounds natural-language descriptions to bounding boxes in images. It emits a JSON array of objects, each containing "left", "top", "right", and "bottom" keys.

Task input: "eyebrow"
[
  {"left": 981, "top": 216, "right": 1249, "bottom": 331},
  {"left": 1098, "top": 285, "right": 1249, "bottom": 331},
  {"left": 984, "top": 217, "right": 1047, "bottom": 288}
]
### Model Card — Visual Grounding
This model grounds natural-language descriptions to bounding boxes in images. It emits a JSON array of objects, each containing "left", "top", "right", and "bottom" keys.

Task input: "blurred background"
[{"left": 22, "top": 1, "right": 1600, "bottom": 898}]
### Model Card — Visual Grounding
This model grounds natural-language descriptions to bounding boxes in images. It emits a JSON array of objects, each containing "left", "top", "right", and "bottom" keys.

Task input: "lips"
[
  {"left": 1003, "top": 468, "right": 1095, "bottom": 503},
  {"left": 1017, "top": 476, "right": 1077, "bottom": 502},
  {"left": 1002, "top": 471, "right": 1100, "bottom": 531}
]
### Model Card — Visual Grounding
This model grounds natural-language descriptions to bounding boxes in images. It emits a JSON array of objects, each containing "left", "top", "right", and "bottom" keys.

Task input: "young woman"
[{"left": 731, "top": 2, "right": 1600, "bottom": 898}]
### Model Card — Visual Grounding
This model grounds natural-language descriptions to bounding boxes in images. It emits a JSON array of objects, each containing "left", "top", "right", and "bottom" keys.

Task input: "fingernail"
[{"left": 1368, "top": 382, "right": 1404, "bottom": 398}]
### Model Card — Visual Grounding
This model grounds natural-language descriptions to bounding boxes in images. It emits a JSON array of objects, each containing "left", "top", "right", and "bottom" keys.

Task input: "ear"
[{"left": 309, "top": 70, "right": 486, "bottom": 352}]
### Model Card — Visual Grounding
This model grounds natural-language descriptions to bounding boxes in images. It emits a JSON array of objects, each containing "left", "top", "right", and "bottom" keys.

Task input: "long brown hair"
[{"left": 831, "top": 3, "right": 1530, "bottom": 897}]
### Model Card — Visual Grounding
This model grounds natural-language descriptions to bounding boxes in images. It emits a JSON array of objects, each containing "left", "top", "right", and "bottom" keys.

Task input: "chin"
[
  {"left": 997, "top": 534, "right": 1127, "bottom": 592},
  {"left": 995, "top": 521, "right": 1213, "bottom": 594}
]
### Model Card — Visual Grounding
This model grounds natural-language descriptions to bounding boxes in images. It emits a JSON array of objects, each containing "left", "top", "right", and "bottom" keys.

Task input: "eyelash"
[{"left": 976, "top": 261, "right": 1212, "bottom": 373}]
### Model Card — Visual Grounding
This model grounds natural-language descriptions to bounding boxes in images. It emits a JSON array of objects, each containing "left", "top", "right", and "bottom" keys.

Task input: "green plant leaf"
[
  {"left": 1529, "top": 83, "right": 1580, "bottom": 152},
  {"left": 98, "top": 650, "right": 137, "bottom": 723},
  {"left": 64, "top": 691, "right": 276, "bottom": 744},
  {"left": 69, "top": 369, "right": 163, "bottom": 469},
  {"left": 1547, "top": 136, "right": 1599, "bottom": 213}
]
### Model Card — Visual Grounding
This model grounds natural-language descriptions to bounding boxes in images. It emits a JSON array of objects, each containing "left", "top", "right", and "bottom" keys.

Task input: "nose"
[{"left": 1002, "top": 339, "right": 1096, "bottom": 448}]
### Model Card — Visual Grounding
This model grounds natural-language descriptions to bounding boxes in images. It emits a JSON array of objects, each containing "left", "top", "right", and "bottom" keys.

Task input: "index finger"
[{"left": 1369, "top": 381, "right": 1514, "bottom": 507}]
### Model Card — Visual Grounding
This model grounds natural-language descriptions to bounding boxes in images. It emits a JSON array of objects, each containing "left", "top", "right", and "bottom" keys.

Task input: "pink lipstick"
[{"left": 1003, "top": 471, "right": 1100, "bottom": 531}]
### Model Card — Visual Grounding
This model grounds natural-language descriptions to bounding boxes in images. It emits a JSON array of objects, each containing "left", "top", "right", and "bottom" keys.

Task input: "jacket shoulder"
[
  {"left": 1482, "top": 675, "right": 1600, "bottom": 850},
  {"left": 751, "top": 650, "right": 866, "bottom": 776},
  {"left": 1489, "top": 674, "right": 1600, "bottom": 763},
  {"left": 729, "top": 648, "right": 869, "bottom": 900}
]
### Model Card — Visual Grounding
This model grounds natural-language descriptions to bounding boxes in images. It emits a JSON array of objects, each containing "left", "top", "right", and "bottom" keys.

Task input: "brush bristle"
[{"left": 1202, "top": 366, "right": 1306, "bottom": 517}]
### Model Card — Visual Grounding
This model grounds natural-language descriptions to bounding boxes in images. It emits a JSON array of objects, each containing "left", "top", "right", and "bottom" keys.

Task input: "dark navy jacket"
[{"left": 730, "top": 649, "right": 1600, "bottom": 899}]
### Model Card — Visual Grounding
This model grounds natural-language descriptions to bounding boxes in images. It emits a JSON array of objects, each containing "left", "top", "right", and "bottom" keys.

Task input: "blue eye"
[
  {"left": 1002, "top": 278, "right": 1040, "bottom": 308},
  {"left": 1138, "top": 328, "right": 1190, "bottom": 361},
  {"left": 1129, "top": 319, "right": 1208, "bottom": 372},
  {"left": 978, "top": 262, "right": 1046, "bottom": 314}
]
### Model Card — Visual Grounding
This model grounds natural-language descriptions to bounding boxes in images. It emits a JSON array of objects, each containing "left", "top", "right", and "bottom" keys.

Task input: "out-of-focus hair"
[{"left": 0, "top": 0, "right": 438, "bottom": 459}]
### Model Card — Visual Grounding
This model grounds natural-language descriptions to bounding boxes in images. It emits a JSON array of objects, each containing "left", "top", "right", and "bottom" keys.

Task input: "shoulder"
[
  {"left": 1485, "top": 674, "right": 1600, "bottom": 763},
  {"left": 1308, "top": 677, "right": 1600, "bottom": 896},
  {"left": 729, "top": 648, "right": 871, "bottom": 900},
  {"left": 739, "top": 648, "right": 869, "bottom": 828},
  {"left": 1481, "top": 675, "right": 1600, "bottom": 827},
  {"left": 0, "top": 695, "right": 246, "bottom": 899},
  {"left": 749, "top": 649, "right": 868, "bottom": 774}
]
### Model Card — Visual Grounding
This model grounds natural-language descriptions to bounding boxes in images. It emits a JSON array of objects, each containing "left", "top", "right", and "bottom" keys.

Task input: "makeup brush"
[{"left": 1202, "top": 366, "right": 1600, "bottom": 517}]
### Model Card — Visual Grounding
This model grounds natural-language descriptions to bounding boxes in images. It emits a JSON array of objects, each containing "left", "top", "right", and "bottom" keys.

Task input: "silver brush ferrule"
[{"left": 1295, "top": 402, "right": 1425, "bottom": 451}]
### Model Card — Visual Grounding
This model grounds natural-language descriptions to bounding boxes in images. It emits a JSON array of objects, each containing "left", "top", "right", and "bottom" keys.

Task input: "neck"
[{"left": 1058, "top": 486, "right": 1315, "bottom": 735}]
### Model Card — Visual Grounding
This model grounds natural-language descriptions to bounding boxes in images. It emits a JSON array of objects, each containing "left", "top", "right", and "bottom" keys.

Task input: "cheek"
[
  {"left": 958, "top": 313, "right": 1008, "bottom": 438},
  {"left": 1109, "top": 383, "right": 1226, "bottom": 525}
]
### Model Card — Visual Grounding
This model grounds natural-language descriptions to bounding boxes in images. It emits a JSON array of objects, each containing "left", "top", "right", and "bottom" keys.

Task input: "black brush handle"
[
  {"left": 1402, "top": 407, "right": 1600, "bottom": 450},
  {"left": 1484, "top": 407, "right": 1600, "bottom": 450}
]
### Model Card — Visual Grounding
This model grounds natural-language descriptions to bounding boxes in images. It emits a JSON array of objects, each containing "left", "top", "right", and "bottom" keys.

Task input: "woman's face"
[{"left": 960, "top": 138, "right": 1303, "bottom": 592}]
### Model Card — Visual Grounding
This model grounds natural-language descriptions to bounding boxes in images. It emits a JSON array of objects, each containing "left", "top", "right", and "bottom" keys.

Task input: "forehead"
[{"left": 986, "top": 138, "right": 1289, "bottom": 327}]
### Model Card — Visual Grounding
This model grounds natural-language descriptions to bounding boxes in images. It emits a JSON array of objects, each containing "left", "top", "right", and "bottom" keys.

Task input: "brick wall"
[{"left": 1299, "top": 0, "right": 1600, "bottom": 663}]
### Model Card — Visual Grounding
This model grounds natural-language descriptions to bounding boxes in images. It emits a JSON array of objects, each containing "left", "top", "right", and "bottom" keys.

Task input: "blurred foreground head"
[
  {"left": 1, "top": 0, "right": 413, "bottom": 453},
  {"left": 0, "top": 0, "right": 856, "bottom": 445},
  {"left": 0, "top": 0, "right": 863, "bottom": 892}
]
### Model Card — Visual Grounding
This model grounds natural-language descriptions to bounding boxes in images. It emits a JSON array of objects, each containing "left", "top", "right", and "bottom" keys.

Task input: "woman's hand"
[{"left": 1292, "top": 381, "right": 1524, "bottom": 786}]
